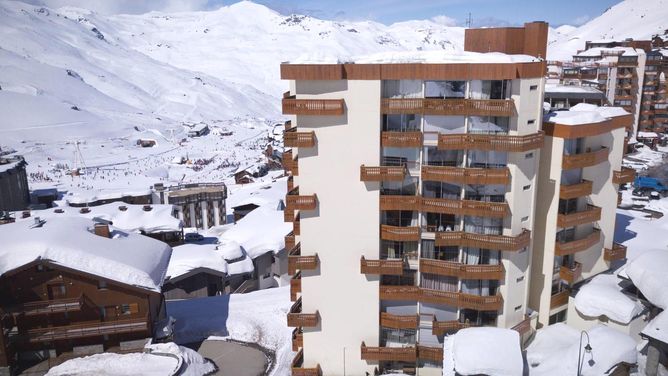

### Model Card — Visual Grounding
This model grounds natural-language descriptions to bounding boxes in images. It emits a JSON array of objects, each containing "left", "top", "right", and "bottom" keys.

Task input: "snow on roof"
[
  {"left": 227, "top": 178, "right": 287, "bottom": 209},
  {"left": 0, "top": 156, "right": 26, "bottom": 174},
  {"left": 570, "top": 103, "right": 629, "bottom": 118},
  {"left": 0, "top": 217, "right": 171, "bottom": 292},
  {"left": 544, "top": 84, "right": 603, "bottom": 94},
  {"left": 217, "top": 240, "right": 244, "bottom": 261},
  {"left": 444, "top": 327, "right": 523, "bottom": 376},
  {"left": 219, "top": 203, "right": 291, "bottom": 259},
  {"left": 289, "top": 50, "right": 540, "bottom": 65},
  {"left": 575, "top": 46, "right": 640, "bottom": 57},
  {"left": 574, "top": 274, "right": 644, "bottom": 324},
  {"left": 642, "top": 310, "right": 668, "bottom": 344},
  {"left": 638, "top": 131, "right": 659, "bottom": 138},
  {"left": 65, "top": 188, "right": 152, "bottom": 205},
  {"left": 545, "top": 103, "right": 629, "bottom": 126},
  {"left": 625, "top": 250, "right": 668, "bottom": 309},
  {"left": 166, "top": 243, "right": 228, "bottom": 280},
  {"left": 528, "top": 324, "right": 636, "bottom": 376}
]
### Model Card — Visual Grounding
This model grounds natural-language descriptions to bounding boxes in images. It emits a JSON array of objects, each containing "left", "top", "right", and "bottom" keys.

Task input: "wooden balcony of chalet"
[
  {"left": 613, "top": 167, "right": 636, "bottom": 185},
  {"left": 562, "top": 147, "right": 608, "bottom": 170},
  {"left": 435, "top": 229, "right": 531, "bottom": 251},
  {"left": 557, "top": 205, "right": 601, "bottom": 228},
  {"left": 287, "top": 298, "right": 319, "bottom": 328},
  {"left": 290, "top": 272, "right": 302, "bottom": 301},
  {"left": 559, "top": 180, "right": 593, "bottom": 199},
  {"left": 380, "top": 285, "right": 503, "bottom": 311},
  {"left": 9, "top": 295, "right": 84, "bottom": 317},
  {"left": 550, "top": 290, "right": 570, "bottom": 309},
  {"left": 23, "top": 315, "right": 149, "bottom": 343},
  {"left": 292, "top": 328, "right": 303, "bottom": 352},
  {"left": 438, "top": 132, "right": 544, "bottom": 152},
  {"left": 361, "top": 342, "right": 417, "bottom": 362},
  {"left": 380, "top": 312, "right": 419, "bottom": 330},
  {"left": 360, "top": 257, "right": 404, "bottom": 276},
  {"left": 555, "top": 228, "right": 601, "bottom": 256},
  {"left": 421, "top": 165, "right": 510, "bottom": 185},
  {"left": 421, "top": 197, "right": 508, "bottom": 218},
  {"left": 284, "top": 129, "right": 316, "bottom": 148},
  {"left": 432, "top": 319, "right": 472, "bottom": 335},
  {"left": 380, "top": 195, "right": 421, "bottom": 211},
  {"left": 282, "top": 92, "right": 345, "bottom": 116},
  {"left": 360, "top": 165, "right": 407, "bottom": 182},
  {"left": 604, "top": 243, "right": 627, "bottom": 262},
  {"left": 381, "top": 98, "right": 516, "bottom": 117},
  {"left": 288, "top": 243, "right": 319, "bottom": 275},
  {"left": 292, "top": 348, "right": 321, "bottom": 376},
  {"left": 380, "top": 224, "right": 420, "bottom": 242},
  {"left": 419, "top": 259, "right": 505, "bottom": 280},
  {"left": 559, "top": 262, "right": 582, "bottom": 285},
  {"left": 381, "top": 131, "right": 423, "bottom": 148}
]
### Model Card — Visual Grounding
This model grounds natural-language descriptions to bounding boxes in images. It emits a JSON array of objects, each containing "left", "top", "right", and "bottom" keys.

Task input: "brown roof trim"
[
  {"left": 280, "top": 61, "right": 546, "bottom": 81},
  {"left": 543, "top": 114, "right": 633, "bottom": 139}
]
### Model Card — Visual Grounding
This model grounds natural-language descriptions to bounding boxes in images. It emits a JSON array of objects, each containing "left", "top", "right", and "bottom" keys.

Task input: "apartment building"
[
  {"left": 0, "top": 155, "right": 30, "bottom": 212},
  {"left": 153, "top": 182, "right": 227, "bottom": 230},
  {"left": 281, "top": 22, "right": 548, "bottom": 376},
  {"left": 530, "top": 104, "right": 634, "bottom": 327}
]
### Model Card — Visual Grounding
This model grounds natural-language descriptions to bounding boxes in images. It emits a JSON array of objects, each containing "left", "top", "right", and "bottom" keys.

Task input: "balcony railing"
[
  {"left": 282, "top": 96, "right": 345, "bottom": 116},
  {"left": 550, "top": 290, "right": 570, "bottom": 309},
  {"left": 360, "top": 165, "right": 407, "bottom": 182},
  {"left": 361, "top": 342, "right": 417, "bottom": 362},
  {"left": 557, "top": 205, "right": 601, "bottom": 228},
  {"left": 24, "top": 315, "right": 148, "bottom": 343},
  {"left": 285, "top": 231, "right": 295, "bottom": 251},
  {"left": 14, "top": 295, "right": 84, "bottom": 316},
  {"left": 283, "top": 151, "right": 298, "bottom": 175},
  {"left": 284, "top": 130, "right": 316, "bottom": 148},
  {"left": 360, "top": 257, "right": 405, "bottom": 275},
  {"left": 381, "top": 131, "right": 423, "bottom": 148},
  {"left": 457, "top": 292, "right": 504, "bottom": 311},
  {"left": 292, "top": 328, "right": 303, "bottom": 352},
  {"left": 288, "top": 243, "right": 319, "bottom": 274},
  {"left": 292, "top": 348, "right": 322, "bottom": 376},
  {"left": 559, "top": 180, "right": 593, "bottom": 200},
  {"left": 417, "top": 345, "right": 444, "bottom": 363},
  {"left": 380, "top": 286, "right": 503, "bottom": 311},
  {"left": 290, "top": 272, "right": 302, "bottom": 301},
  {"left": 286, "top": 188, "right": 317, "bottom": 211},
  {"left": 380, "top": 195, "right": 421, "bottom": 211},
  {"left": 438, "top": 132, "right": 544, "bottom": 152},
  {"left": 381, "top": 98, "right": 515, "bottom": 117},
  {"left": 421, "top": 165, "right": 510, "bottom": 185},
  {"left": 559, "top": 262, "right": 582, "bottom": 284},
  {"left": 422, "top": 197, "right": 508, "bottom": 218},
  {"left": 604, "top": 243, "right": 627, "bottom": 262},
  {"left": 613, "top": 167, "right": 635, "bottom": 185},
  {"left": 419, "top": 259, "right": 505, "bottom": 280},
  {"left": 287, "top": 298, "right": 319, "bottom": 327},
  {"left": 380, "top": 312, "right": 419, "bottom": 330},
  {"left": 380, "top": 224, "right": 420, "bottom": 242},
  {"left": 562, "top": 147, "right": 608, "bottom": 170},
  {"left": 555, "top": 228, "right": 601, "bottom": 256},
  {"left": 435, "top": 229, "right": 530, "bottom": 251},
  {"left": 432, "top": 320, "right": 472, "bottom": 335}
]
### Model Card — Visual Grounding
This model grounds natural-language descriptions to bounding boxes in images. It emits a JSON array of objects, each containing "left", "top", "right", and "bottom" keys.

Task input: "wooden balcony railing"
[
  {"left": 286, "top": 189, "right": 317, "bottom": 211},
  {"left": 381, "top": 98, "right": 515, "bottom": 117},
  {"left": 287, "top": 298, "right": 319, "bottom": 328},
  {"left": 421, "top": 197, "right": 508, "bottom": 218},
  {"left": 292, "top": 328, "right": 303, "bottom": 352},
  {"left": 550, "top": 290, "right": 570, "bottom": 310},
  {"left": 604, "top": 243, "right": 627, "bottom": 262},
  {"left": 290, "top": 272, "right": 302, "bottom": 301},
  {"left": 361, "top": 342, "right": 417, "bottom": 362},
  {"left": 16, "top": 295, "right": 84, "bottom": 316},
  {"left": 360, "top": 165, "right": 407, "bottom": 182},
  {"left": 282, "top": 97, "right": 345, "bottom": 116},
  {"left": 381, "top": 131, "right": 423, "bottom": 148},
  {"left": 419, "top": 259, "right": 505, "bottom": 280},
  {"left": 380, "top": 312, "right": 419, "bottom": 330},
  {"left": 285, "top": 231, "right": 295, "bottom": 251},
  {"left": 284, "top": 120, "right": 293, "bottom": 131},
  {"left": 284, "top": 130, "right": 316, "bottom": 148},
  {"left": 283, "top": 151, "right": 299, "bottom": 175},
  {"left": 555, "top": 228, "right": 601, "bottom": 256},
  {"left": 288, "top": 243, "right": 319, "bottom": 274},
  {"left": 380, "top": 195, "right": 421, "bottom": 211},
  {"left": 435, "top": 229, "right": 531, "bottom": 251},
  {"left": 559, "top": 180, "right": 593, "bottom": 200},
  {"left": 457, "top": 292, "right": 504, "bottom": 311},
  {"left": 559, "top": 262, "right": 582, "bottom": 284},
  {"left": 380, "top": 285, "right": 422, "bottom": 301},
  {"left": 432, "top": 320, "right": 472, "bottom": 335},
  {"left": 294, "top": 213, "right": 301, "bottom": 236},
  {"left": 287, "top": 175, "right": 294, "bottom": 191},
  {"left": 292, "top": 348, "right": 322, "bottom": 376},
  {"left": 421, "top": 165, "right": 510, "bottom": 185},
  {"left": 557, "top": 205, "right": 601, "bottom": 228},
  {"left": 438, "top": 132, "right": 544, "bottom": 152},
  {"left": 613, "top": 167, "right": 636, "bottom": 185},
  {"left": 380, "top": 224, "right": 420, "bottom": 242},
  {"left": 417, "top": 345, "right": 444, "bottom": 363},
  {"left": 360, "top": 257, "right": 404, "bottom": 275},
  {"left": 25, "top": 315, "right": 148, "bottom": 343},
  {"left": 381, "top": 286, "right": 503, "bottom": 311},
  {"left": 562, "top": 147, "right": 609, "bottom": 170}
]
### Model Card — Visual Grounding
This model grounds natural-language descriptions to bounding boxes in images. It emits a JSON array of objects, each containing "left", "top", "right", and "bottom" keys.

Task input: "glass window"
[{"left": 425, "top": 80, "right": 466, "bottom": 98}]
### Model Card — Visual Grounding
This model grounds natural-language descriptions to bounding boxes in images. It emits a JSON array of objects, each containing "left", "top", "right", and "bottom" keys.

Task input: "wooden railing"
[
  {"left": 562, "top": 147, "right": 609, "bottom": 170},
  {"left": 283, "top": 151, "right": 298, "bottom": 175},
  {"left": 380, "top": 312, "right": 419, "bottom": 329},
  {"left": 557, "top": 205, "right": 601, "bottom": 228},
  {"left": 284, "top": 130, "right": 316, "bottom": 148},
  {"left": 380, "top": 224, "right": 420, "bottom": 242},
  {"left": 285, "top": 231, "right": 295, "bottom": 251},
  {"left": 292, "top": 348, "right": 322, "bottom": 376},
  {"left": 422, "top": 197, "right": 508, "bottom": 218},
  {"left": 457, "top": 292, "right": 504, "bottom": 311},
  {"left": 381, "top": 286, "right": 503, "bottom": 310},
  {"left": 420, "top": 259, "right": 505, "bottom": 280},
  {"left": 290, "top": 272, "right": 302, "bottom": 301},
  {"left": 604, "top": 243, "right": 627, "bottom": 262},
  {"left": 380, "top": 285, "right": 422, "bottom": 301},
  {"left": 381, "top": 98, "right": 515, "bottom": 117},
  {"left": 438, "top": 132, "right": 544, "bottom": 152},
  {"left": 380, "top": 195, "right": 421, "bottom": 211},
  {"left": 435, "top": 229, "right": 530, "bottom": 251},
  {"left": 361, "top": 342, "right": 417, "bottom": 362},
  {"left": 559, "top": 262, "right": 582, "bottom": 284},
  {"left": 287, "top": 298, "right": 319, "bottom": 327},
  {"left": 292, "top": 328, "right": 303, "bottom": 351},
  {"left": 417, "top": 345, "right": 444, "bottom": 363},
  {"left": 613, "top": 167, "right": 636, "bottom": 185},
  {"left": 421, "top": 165, "right": 510, "bottom": 185},
  {"left": 381, "top": 131, "right": 423, "bottom": 147},
  {"left": 288, "top": 243, "right": 319, "bottom": 274},
  {"left": 282, "top": 97, "right": 345, "bottom": 116},
  {"left": 559, "top": 180, "right": 593, "bottom": 199},
  {"left": 550, "top": 290, "right": 570, "bottom": 309},
  {"left": 555, "top": 228, "right": 601, "bottom": 256},
  {"left": 360, "top": 165, "right": 407, "bottom": 182},
  {"left": 432, "top": 320, "right": 472, "bottom": 335},
  {"left": 294, "top": 213, "right": 301, "bottom": 236},
  {"left": 360, "top": 257, "right": 404, "bottom": 275},
  {"left": 17, "top": 295, "right": 84, "bottom": 316},
  {"left": 25, "top": 315, "right": 148, "bottom": 343},
  {"left": 286, "top": 189, "right": 317, "bottom": 211}
]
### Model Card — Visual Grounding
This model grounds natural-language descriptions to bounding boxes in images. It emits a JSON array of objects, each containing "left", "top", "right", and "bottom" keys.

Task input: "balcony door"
[{"left": 47, "top": 283, "right": 66, "bottom": 300}]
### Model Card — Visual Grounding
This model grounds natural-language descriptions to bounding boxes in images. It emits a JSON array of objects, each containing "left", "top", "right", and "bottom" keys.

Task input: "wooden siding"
[
  {"left": 360, "top": 165, "right": 407, "bottom": 182},
  {"left": 556, "top": 205, "right": 601, "bottom": 228},
  {"left": 562, "top": 148, "right": 609, "bottom": 170},
  {"left": 380, "top": 312, "right": 419, "bottom": 330},
  {"left": 555, "top": 229, "right": 601, "bottom": 256},
  {"left": 419, "top": 259, "right": 505, "bottom": 280},
  {"left": 381, "top": 131, "right": 423, "bottom": 148}
]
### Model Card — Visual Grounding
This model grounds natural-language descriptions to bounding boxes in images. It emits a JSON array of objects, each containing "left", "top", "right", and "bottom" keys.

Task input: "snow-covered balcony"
[
  {"left": 359, "top": 165, "right": 407, "bottom": 182},
  {"left": 360, "top": 256, "right": 405, "bottom": 276},
  {"left": 434, "top": 229, "right": 531, "bottom": 252},
  {"left": 556, "top": 204, "right": 602, "bottom": 228},
  {"left": 419, "top": 258, "right": 505, "bottom": 280},
  {"left": 437, "top": 131, "right": 544, "bottom": 152},
  {"left": 559, "top": 179, "right": 593, "bottom": 199},
  {"left": 561, "top": 146, "right": 608, "bottom": 169},
  {"left": 282, "top": 92, "right": 345, "bottom": 116},
  {"left": 286, "top": 298, "right": 319, "bottom": 328},
  {"left": 555, "top": 228, "right": 601, "bottom": 256}
]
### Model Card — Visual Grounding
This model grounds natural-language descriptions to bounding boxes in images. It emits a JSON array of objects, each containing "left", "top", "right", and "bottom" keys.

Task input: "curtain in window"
[
  {"left": 461, "top": 279, "right": 481, "bottom": 294},
  {"left": 421, "top": 274, "right": 457, "bottom": 292},
  {"left": 464, "top": 248, "right": 480, "bottom": 265},
  {"left": 422, "top": 240, "right": 435, "bottom": 259}
]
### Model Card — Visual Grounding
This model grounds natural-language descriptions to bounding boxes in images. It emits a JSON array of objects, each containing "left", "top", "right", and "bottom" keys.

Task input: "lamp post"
[{"left": 577, "top": 330, "right": 593, "bottom": 376}]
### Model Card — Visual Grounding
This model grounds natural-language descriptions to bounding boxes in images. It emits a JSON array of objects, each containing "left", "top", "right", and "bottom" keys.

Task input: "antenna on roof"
[{"left": 466, "top": 13, "right": 472, "bottom": 28}]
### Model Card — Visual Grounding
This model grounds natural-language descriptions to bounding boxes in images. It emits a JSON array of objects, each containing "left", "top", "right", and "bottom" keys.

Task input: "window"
[
  {"left": 528, "top": 119, "right": 535, "bottom": 125},
  {"left": 521, "top": 216, "right": 529, "bottom": 222},
  {"left": 514, "top": 305, "right": 523, "bottom": 311},
  {"left": 98, "top": 280, "right": 107, "bottom": 290},
  {"left": 525, "top": 152, "right": 534, "bottom": 159},
  {"left": 523, "top": 184, "right": 531, "bottom": 191},
  {"left": 120, "top": 303, "right": 139, "bottom": 315},
  {"left": 549, "top": 309, "right": 567, "bottom": 324},
  {"left": 530, "top": 85, "right": 538, "bottom": 91},
  {"left": 516, "top": 276, "right": 525, "bottom": 282}
]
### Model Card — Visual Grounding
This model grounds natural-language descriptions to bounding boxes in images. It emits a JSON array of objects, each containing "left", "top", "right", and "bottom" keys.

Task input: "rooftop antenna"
[{"left": 466, "top": 13, "right": 472, "bottom": 28}]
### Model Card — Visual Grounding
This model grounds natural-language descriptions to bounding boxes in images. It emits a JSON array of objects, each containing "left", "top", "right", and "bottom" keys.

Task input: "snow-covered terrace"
[{"left": 544, "top": 103, "right": 630, "bottom": 126}]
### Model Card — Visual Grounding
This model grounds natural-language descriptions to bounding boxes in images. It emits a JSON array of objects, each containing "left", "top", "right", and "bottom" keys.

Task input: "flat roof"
[{"left": 287, "top": 50, "right": 540, "bottom": 65}]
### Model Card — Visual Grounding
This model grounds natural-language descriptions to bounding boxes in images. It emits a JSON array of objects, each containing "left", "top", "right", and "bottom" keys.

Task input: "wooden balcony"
[
  {"left": 557, "top": 205, "right": 601, "bottom": 228},
  {"left": 559, "top": 180, "right": 593, "bottom": 200},
  {"left": 284, "top": 130, "right": 316, "bottom": 148},
  {"left": 287, "top": 298, "right": 319, "bottom": 328},
  {"left": 360, "top": 165, "right": 407, "bottom": 182},
  {"left": 457, "top": 292, "right": 504, "bottom": 311},
  {"left": 290, "top": 272, "right": 302, "bottom": 301},
  {"left": 381, "top": 98, "right": 515, "bottom": 116},
  {"left": 361, "top": 342, "right": 417, "bottom": 362},
  {"left": 604, "top": 243, "right": 627, "bottom": 262},
  {"left": 283, "top": 151, "right": 298, "bottom": 175},
  {"left": 420, "top": 288, "right": 459, "bottom": 306},
  {"left": 435, "top": 229, "right": 531, "bottom": 251},
  {"left": 417, "top": 345, "right": 444, "bottom": 363},
  {"left": 562, "top": 147, "right": 608, "bottom": 170},
  {"left": 380, "top": 224, "right": 420, "bottom": 242},
  {"left": 24, "top": 315, "right": 148, "bottom": 343},
  {"left": 360, "top": 257, "right": 404, "bottom": 275},
  {"left": 288, "top": 243, "right": 319, "bottom": 274},
  {"left": 381, "top": 131, "right": 423, "bottom": 148},
  {"left": 292, "top": 348, "right": 321, "bottom": 376},
  {"left": 287, "top": 175, "right": 294, "bottom": 191},
  {"left": 380, "top": 195, "right": 421, "bottom": 211},
  {"left": 550, "top": 290, "right": 570, "bottom": 310},
  {"left": 555, "top": 228, "right": 601, "bottom": 256},
  {"left": 294, "top": 213, "right": 301, "bottom": 236},
  {"left": 432, "top": 320, "right": 472, "bottom": 335},
  {"left": 559, "top": 262, "right": 582, "bottom": 284},
  {"left": 421, "top": 197, "right": 508, "bottom": 218},
  {"left": 14, "top": 295, "right": 84, "bottom": 317},
  {"left": 292, "top": 328, "right": 303, "bottom": 352},
  {"left": 285, "top": 231, "right": 295, "bottom": 251},
  {"left": 381, "top": 286, "right": 504, "bottom": 311},
  {"left": 421, "top": 165, "right": 510, "bottom": 185},
  {"left": 282, "top": 96, "right": 345, "bottom": 116},
  {"left": 438, "top": 131, "right": 544, "bottom": 152},
  {"left": 286, "top": 188, "right": 317, "bottom": 211},
  {"left": 380, "top": 312, "right": 419, "bottom": 330},
  {"left": 613, "top": 167, "right": 636, "bottom": 185},
  {"left": 419, "top": 259, "right": 505, "bottom": 280},
  {"left": 380, "top": 285, "right": 422, "bottom": 301}
]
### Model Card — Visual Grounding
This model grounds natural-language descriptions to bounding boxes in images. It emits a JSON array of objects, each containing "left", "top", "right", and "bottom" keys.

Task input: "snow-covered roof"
[
  {"left": 0, "top": 217, "right": 172, "bottom": 292},
  {"left": 0, "top": 155, "right": 26, "bottom": 174},
  {"left": 166, "top": 243, "right": 228, "bottom": 280},
  {"left": 544, "top": 84, "right": 603, "bottom": 94},
  {"left": 65, "top": 188, "right": 153, "bottom": 205},
  {"left": 544, "top": 103, "right": 629, "bottom": 126},
  {"left": 573, "top": 274, "right": 644, "bottom": 324},
  {"left": 575, "top": 46, "right": 640, "bottom": 57},
  {"left": 642, "top": 310, "right": 668, "bottom": 344},
  {"left": 638, "top": 131, "right": 659, "bottom": 138},
  {"left": 443, "top": 327, "right": 523, "bottom": 376},
  {"left": 625, "top": 250, "right": 668, "bottom": 309},
  {"left": 289, "top": 50, "right": 540, "bottom": 65}
]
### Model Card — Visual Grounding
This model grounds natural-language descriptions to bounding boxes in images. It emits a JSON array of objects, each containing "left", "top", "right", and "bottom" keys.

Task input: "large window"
[
  {"left": 421, "top": 240, "right": 459, "bottom": 261},
  {"left": 425, "top": 80, "right": 466, "bottom": 99},
  {"left": 383, "top": 114, "right": 420, "bottom": 131},
  {"left": 470, "top": 80, "right": 511, "bottom": 100},
  {"left": 468, "top": 116, "right": 509, "bottom": 134},
  {"left": 382, "top": 80, "right": 422, "bottom": 98},
  {"left": 423, "top": 147, "right": 463, "bottom": 167}
]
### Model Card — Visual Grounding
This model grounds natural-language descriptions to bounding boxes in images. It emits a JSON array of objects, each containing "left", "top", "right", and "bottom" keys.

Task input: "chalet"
[
  {"left": 0, "top": 217, "right": 172, "bottom": 373},
  {"left": 163, "top": 244, "right": 228, "bottom": 300},
  {"left": 232, "top": 203, "right": 259, "bottom": 223},
  {"left": 234, "top": 170, "right": 254, "bottom": 185},
  {"left": 186, "top": 123, "right": 209, "bottom": 137}
]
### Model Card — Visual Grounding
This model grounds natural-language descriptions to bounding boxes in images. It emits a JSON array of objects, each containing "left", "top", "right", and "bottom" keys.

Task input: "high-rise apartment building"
[{"left": 281, "top": 22, "right": 548, "bottom": 375}]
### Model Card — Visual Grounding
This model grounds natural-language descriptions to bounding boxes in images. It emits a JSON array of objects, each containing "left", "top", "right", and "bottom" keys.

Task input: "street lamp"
[{"left": 577, "top": 330, "right": 594, "bottom": 376}]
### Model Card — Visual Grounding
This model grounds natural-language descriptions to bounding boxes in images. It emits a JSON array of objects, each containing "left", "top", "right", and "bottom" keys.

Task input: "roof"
[
  {"left": 166, "top": 243, "right": 228, "bottom": 281},
  {"left": 625, "top": 250, "right": 668, "bottom": 309},
  {"left": 642, "top": 310, "right": 668, "bottom": 344},
  {"left": 0, "top": 217, "right": 172, "bottom": 292},
  {"left": 66, "top": 188, "right": 152, "bottom": 205},
  {"left": 0, "top": 155, "right": 27, "bottom": 174},
  {"left": 573, "top": 274, "right": 644, "bottom": 324},
  {"left": 544, "top": 84, "right": 606, "bottom": 100},
  {"left": 575, "top": 46, "right": 642, "bottom": 57},
  {"left": 443, "top": 327, "right": 523, "bottom": 376},
  {"left": 288, "top": 50, "right": 540, "bottom": 65},
  {"left": 544, "top": 103, "right": 629, "bottom": 126}
]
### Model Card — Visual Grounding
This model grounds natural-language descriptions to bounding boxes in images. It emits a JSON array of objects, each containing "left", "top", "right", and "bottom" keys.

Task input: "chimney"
[{"left": 94, "top": 223, "right": 111, "bottom": 238}]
